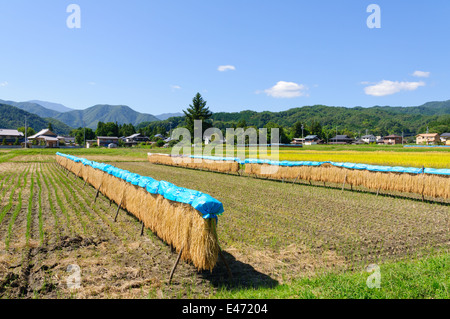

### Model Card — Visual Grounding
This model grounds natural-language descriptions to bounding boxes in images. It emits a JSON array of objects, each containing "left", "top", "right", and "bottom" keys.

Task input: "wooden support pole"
[
  {"left": 292, "top": 174, "right": 300, "bottom": 185},
  {"left": 342, "top": 172, "right": 348, "bottom": 192},
  {"left": 93, "top": 183, "right": 102, "bottom": 203},
  {"left": 169, "top": 247, "right": 184, "bottom": 284},
  {"left": 75, "top": 167, "right": 82, "bottom": 179},
  {"left": 114, "top": 198, "right": 123, "bottom": 222},
  {"left": 83, "top": 177, "right": 89, "bottom": 188},
  {"left": 421, "top": 166, "right": 425, "bottom": 202},
  {"left": 376, "top": 187, "right": 381, "bottom": 197},
  {"left": 140, "top": 221, "right": 145, "bottom": 236}
]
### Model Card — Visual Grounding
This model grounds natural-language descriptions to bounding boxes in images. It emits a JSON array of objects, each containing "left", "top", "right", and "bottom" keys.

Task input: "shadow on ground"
[{"left": 200, "top": 250, "right": 279, "bottom": 290}]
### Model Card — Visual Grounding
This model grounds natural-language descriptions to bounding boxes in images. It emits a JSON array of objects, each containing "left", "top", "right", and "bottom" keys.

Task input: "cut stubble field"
[{"left": 1, "top": 156, "right": 448, "bottom": 299}]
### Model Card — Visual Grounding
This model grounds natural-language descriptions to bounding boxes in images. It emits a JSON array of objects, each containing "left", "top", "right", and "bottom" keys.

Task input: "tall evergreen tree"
[{"left": 183, "top": 93, "right": 212, "bottom": 138}]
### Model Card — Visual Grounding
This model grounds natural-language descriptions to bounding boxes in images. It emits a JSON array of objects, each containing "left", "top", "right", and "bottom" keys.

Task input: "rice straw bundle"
[
  {"left": 246, "top": 163, "right": 449, "bottom": 199},
  {"left": 56, "top": 153, "right": 222, "bottom": 271},
  {"left": 148, "top": 153, "right": 239, "bottom": 174}
]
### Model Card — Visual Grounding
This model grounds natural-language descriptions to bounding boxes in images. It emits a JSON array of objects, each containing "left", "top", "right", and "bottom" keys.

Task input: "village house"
[
  {"left": 57, "top": 136, "right": 76, "bottom": 145},
  {"left": 97, "top": 136, "right": 119, "bottom": 148},
  {"left": 416, "top": 133, "right": 441, "bottom": 145},
  {"left": 204, "top": 133, "right": 226, "bottom": 145},
  {"left": 440, "top": 133, "right": 450, "bottom": 145},
  {"left": 383, "top": 134, "right": 403, "bottom": 145},
  {"left": 291, "top": 138, "right": 304, "bottom": 145},
  {"left": 304, "top": 135, "right": 323, "bottom": 145},
  {"left": 0, "top": 129, "right": 24, "bottom": 146},
  {"left": 124, "top": 133, "right": 150, "bottom": 147},
  {"left": 28, "top": 129, "right": 59, "bottom": 148},
  {"left": 329, "top": 135, "right": 354, "bottom": 145},
  {"left": 361, "top": 134, "right": 377, "bottom": 144}
]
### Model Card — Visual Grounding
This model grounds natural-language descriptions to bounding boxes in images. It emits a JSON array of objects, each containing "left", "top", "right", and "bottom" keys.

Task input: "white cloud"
[
  {"left": 170, "top": 85, "right": 182, "bottom": 90},
  {"left": 364, "top": 80, "right": 425, "bottom": 97},
  {"left": 412, "top": 70, "right": 430, "bottom": 78},
  {"left": 0, "top": 81, "right": 8, "bottom": 87},
  {"left": 218, "top": 65, "right": 236, "bottom": 72},
  {"left": 263, "top": 81, "right": 308, "bottom": 98}
]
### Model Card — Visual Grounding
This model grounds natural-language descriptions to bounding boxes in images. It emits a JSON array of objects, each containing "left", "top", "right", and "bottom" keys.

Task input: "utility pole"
[
  {"left": 24, "top": 116, "right": 27, "bottom": 149},
  {"left": 82, "top": 121, "right": 86, "bottom": 148}
]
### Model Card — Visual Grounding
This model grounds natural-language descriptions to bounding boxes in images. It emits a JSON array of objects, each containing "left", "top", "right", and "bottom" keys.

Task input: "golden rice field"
[{"left": 245, "top": 150, "right": 450, "bottom": 168}]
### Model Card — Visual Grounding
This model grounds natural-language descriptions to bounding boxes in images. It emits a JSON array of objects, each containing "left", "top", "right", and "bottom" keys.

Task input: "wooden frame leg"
[
  {"left": 93, "top": 183, "right": 102, "bottom": 203},
  {"left": 114, "top": 198, "right": 123, "bottom": 222},
  {"left": 169, "top": 247, "right": 184, "bottom": 284},
  {"left": 140, "top": 221, "right": 145, "bottom": 236}
]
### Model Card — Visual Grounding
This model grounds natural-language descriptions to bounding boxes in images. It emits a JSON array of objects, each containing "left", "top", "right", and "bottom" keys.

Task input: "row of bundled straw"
[
  {"left": 245, "top": 163, "right": 450, "bottom": 199},
  {"left": 56, "top": 153, "right": 223, "bottom": 271},
  {"left": 148, "top": 153, "right": 240, "bottom": 174}
]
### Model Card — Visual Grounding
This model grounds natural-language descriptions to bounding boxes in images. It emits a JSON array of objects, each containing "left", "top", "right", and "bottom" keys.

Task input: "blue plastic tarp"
[
  {"left": 56, "top": 153, "right": 224, "bottom": 220},
  {"left": 186, "top": 154, "right": 449, "bottom": 176}
]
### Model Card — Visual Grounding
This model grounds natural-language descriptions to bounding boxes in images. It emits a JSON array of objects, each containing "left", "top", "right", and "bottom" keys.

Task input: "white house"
[
  {"left": 204, "top": 134, "right": 225, "bottom": 145},
  {"left": 361, "top": 134, "right": 377, "bottom": 144},
  {"left": 28, "top": 129, "right": 59, "bottom": 148}
]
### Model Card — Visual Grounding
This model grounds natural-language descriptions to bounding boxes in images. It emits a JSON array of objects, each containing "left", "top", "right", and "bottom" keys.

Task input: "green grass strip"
[{"left": 214, "top": 253, "right": 450, "bottom": 299}]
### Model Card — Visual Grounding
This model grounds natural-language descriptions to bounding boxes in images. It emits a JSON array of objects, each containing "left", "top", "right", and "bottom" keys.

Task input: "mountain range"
[
  {"left": 1, "top": 98, "right": 449, "bottom": 137},
  {"left": 0, "top": 99, "right": 160, "bottom": 130},
  {"left": 52, "top": 104, "right": 160, "bottom": 129},
  {"left": 0, "top": 104, "right": 73, "bottom": 135}
]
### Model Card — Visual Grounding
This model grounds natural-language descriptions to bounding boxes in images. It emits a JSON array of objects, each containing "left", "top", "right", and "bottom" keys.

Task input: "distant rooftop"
[{"left": 0, "top": 129, "right": 23, "bottom": 137}]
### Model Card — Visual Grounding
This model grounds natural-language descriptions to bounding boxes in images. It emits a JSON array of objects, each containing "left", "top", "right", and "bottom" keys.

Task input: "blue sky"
[{"left": 0, "top": 0, "right": 449, "bottom": 114}]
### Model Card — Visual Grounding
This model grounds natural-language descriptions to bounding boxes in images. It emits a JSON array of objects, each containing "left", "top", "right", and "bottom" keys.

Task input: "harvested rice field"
[{"left": 0, "top": 155, "right": 448, "bottom": 299}]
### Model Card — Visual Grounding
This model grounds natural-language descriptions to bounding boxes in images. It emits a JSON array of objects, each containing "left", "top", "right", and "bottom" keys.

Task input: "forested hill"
[
  {"left": 209, "top": 101, "right": 450, "bottom": 136},
  {"left": 53, "top": 104, "right": 160, "bottom": 129},
  {"left": 0, "top": 104, "right": 73, "bottom": 135}
]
